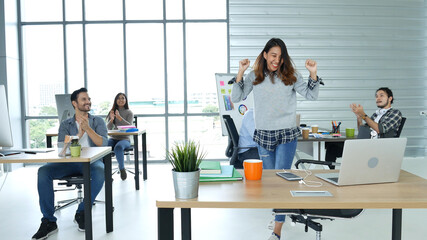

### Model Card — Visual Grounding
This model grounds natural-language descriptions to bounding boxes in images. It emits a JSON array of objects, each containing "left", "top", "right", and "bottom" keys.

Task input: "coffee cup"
[
  {"left": 346, "top": 128, "right": 355, "bottom": 138},
  {"left": 243, "top": 159, "right": 263, "bottom": 180},
  {"left": 302, "top": 128, "right": 310, "bottom": 139},
  {"left": 311, "top": 125, "right": 319, "bottom": 134},
  {"left": 70, "top": 145, "right": 81, "bottom": 157}
]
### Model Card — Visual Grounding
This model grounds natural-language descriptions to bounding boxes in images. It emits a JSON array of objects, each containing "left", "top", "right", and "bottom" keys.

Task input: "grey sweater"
[
  {"left": 107, "top": 108, "right": 134, "bottom": 140},
  {"left": 231, "top": 71, "right": 319, "bottom": 130}
]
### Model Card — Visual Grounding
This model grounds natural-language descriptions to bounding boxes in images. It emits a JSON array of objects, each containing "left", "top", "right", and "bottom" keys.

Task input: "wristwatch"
[{"left": 362, "top": 114, "right": 368, "bottom": 120}]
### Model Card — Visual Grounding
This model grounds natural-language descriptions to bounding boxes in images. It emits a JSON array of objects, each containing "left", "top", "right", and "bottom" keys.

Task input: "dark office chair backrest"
[
  {"left": 357, "top": 116, "right": 406, "bottom": 139},
  {"left": 222, "top": 115, "right": 240, "bottom": 167},
  {"left": 395, "top": 117, "right": 406, "bottom": 138}
]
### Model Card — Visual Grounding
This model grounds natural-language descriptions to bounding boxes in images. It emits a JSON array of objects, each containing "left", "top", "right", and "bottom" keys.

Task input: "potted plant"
[{"left": 168, "top": 140, "right": 206, "bottom": 199}]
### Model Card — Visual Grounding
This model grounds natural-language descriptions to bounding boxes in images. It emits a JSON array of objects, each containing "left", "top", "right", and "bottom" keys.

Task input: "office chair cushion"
[{"left": 273, "top": 209, "right": 362, "bottom": 219}]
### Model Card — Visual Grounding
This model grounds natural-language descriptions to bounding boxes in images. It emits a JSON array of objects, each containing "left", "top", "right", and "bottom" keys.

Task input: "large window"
[{"left": 21, "top": 0, "right": 229, "bottom": 161}]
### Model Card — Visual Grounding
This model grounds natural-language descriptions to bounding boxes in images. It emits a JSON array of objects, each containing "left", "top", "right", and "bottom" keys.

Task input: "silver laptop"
[{"left": 316, "top": 138, "right": 407, "bottom": 186}]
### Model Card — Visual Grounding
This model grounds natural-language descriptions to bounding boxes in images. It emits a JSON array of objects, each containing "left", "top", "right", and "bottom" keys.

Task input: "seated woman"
[{"left": 106, "top": 93, "right": 134, "bottom": 180}]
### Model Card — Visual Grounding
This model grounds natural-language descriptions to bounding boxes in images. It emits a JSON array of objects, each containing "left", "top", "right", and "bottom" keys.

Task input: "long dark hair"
[
  {"left": 106, "top": 93, "right": 129, "bottom": 121},
  {"left": 253, "top": 38, "right": 297, "bottom": 86}
]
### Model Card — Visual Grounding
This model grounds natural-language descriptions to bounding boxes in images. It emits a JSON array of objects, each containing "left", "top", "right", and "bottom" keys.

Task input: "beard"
[
  {"left": 376, "top": 99, "right": 390, "bottom": 109},
  {"left": 77, "top": 103, "right": 91, "bottom": 112}
]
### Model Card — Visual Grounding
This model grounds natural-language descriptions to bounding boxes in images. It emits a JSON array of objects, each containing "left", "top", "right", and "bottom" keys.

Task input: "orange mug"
[{"left": 243, "top": 159, "right": 263, "bottom": 180}]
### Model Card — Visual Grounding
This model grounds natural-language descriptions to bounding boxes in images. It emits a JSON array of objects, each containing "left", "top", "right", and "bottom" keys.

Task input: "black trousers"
[
  {"left": 235, "top": 148, "right": 260, "bottom": 169},
  {"left": 325, "top": 142, "right": 344, "bottom": 169}
]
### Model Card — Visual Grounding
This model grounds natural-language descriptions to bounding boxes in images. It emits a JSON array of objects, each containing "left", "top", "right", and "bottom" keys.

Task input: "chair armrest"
[{"left": 295, "top": 159, "right": 339, "bottom": 169}]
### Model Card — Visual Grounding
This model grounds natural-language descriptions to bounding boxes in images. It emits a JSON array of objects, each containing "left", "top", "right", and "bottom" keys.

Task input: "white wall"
[{"left": 229, "top": 0, "right": 427, "bottom": 157}]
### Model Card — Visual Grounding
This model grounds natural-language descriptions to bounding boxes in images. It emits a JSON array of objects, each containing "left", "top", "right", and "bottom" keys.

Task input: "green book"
[
  {"left": 200, "top": 161, "right": 221, "bottom": 174},
  {"left": 200, "top": 167, "right": 243, "bottom": 182}
]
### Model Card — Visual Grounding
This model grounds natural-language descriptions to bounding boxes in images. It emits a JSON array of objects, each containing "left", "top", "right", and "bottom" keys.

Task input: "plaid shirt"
[
  {"left": 369, "top": 108, "right": 402, "bottom": 138},
  {"left": 253, "top": 127, "right": 300, "bottom": 152}
]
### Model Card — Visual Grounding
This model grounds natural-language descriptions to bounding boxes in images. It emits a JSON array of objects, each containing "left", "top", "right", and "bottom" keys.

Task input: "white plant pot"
[{"left": 172, "top": 169, "right": 200, "bottom": 199}]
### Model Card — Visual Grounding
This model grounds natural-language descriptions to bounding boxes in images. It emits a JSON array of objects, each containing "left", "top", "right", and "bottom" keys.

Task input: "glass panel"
[
  {"left": 166, "top": 0, "right": 182, "bottom": 19},
  {"left": 188, "top": 116, "right": 227, "bottom": 159},
  {"left": 23, "top": 25, "right": 64, "bottom": 116},
  {"left": 186, "top": 23, "right": 227, "bottom": 113},
  {"left": 136, "top": 117, "right": 166, "bottom": 161},
  {"left": 166, "top": 23, "right": 184, "bottom": 114},
  {"left": 28, "top": 118, "right": 59, "bottom": 149},
  {"left": 65, "top": 0, "right": 82, "bottom": 21},
  {"left": 126, "top": 23, "right": 165, "bottom": 114},
  {"left": 168, "top": 116, "right": 185, "bottom": 149},
  {"left": 126, "top": 0, "right": 163, "bottom": 20},
  {"left": 21, "top": 0, "right": 62, "bottom": 22},
  {"left": 66, "top": 25, "right": 84, "bottom": 92},
  {"left": 85, "top": 0, "right": 122, "bottom": 21},
  {"left": 185, "top": 0, "right": 226, "bottom": 19},
  {"left": 86, "top": 24, "right": 124, "bottom": 115}
]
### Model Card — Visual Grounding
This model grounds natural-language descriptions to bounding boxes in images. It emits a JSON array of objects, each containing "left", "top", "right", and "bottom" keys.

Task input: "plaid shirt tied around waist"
[{"left": 253, "top": 127, "right": 300, "bottom": 152}]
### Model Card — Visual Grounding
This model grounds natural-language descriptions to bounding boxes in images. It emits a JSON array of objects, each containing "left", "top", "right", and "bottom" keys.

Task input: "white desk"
[
  {"left": 0, "top": 147, "right": 113, "bottom": 240},
  {"left": 46, "top": 129, "right": 147, "bottom": 190}
]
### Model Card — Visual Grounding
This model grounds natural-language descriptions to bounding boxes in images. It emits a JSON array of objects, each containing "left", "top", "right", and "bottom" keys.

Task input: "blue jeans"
[
  {"left": 108, "top": 138, "right": 131, "bottom": 170},
  {"left": 37, "top": 161, "right": 105, "bottom": 222},
  {"left": 257, "top": 139, "right": 297, "bottom": 170},
  {"left": 257, "top": 139, "right": 297, "bottom": 222}
]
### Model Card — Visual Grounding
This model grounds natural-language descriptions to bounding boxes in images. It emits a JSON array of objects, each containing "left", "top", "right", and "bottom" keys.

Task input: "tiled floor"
[{"left": 0, "top": 157, "right": 426, "bottom": 240}]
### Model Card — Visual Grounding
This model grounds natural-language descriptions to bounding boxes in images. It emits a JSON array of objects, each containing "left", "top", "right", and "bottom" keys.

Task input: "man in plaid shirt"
[
  {"left": 326, "top": 87, "right": 402, "bottom": 166},
  {"left": 351, "top": 87, "right": 402, "bottom": 139}
]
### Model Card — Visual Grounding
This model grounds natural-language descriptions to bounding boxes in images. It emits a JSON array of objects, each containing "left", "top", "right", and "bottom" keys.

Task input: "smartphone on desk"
[{"left": 276, "top": 172, "right": 303, "bottom": 181}]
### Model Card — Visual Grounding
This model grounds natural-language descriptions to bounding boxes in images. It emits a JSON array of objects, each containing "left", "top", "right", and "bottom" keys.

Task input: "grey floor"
[{"left": 1, "top": 157, "right": 427, "bottom": 240}]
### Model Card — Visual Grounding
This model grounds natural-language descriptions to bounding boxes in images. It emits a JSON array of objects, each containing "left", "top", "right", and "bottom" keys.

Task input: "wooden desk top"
[
  {"left": 298, "top": 135, "right": 355, "bottom": 142},
  {"left": 46, "top": 129, "right": 146, "bottom": 137},
  {"left": 0, "top": 147, "right": 111, "bottom": 164},
  {"left": 156, "top": 170, "right": 427, "bottom": 209}
]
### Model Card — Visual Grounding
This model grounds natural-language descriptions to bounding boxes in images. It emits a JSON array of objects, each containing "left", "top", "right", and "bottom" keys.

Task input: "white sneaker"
[{"left": 268, "top": 233, "right": 280, "bottom": 240}]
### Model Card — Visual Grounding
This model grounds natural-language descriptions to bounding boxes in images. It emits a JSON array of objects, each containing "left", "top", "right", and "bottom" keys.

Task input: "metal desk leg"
[
  {"left": 83, "top": 162, "right": 93, "bottom": 240},
  {"left": 104, "top": 153, "right": 114, "bottom": 232},
  {"left": 134, "top": 135, "right": 140, "bottom": 190},
  {"left": 142, "top": 132, "right": 147, "bottom": 180},
  {"left": 46, "top": 136, "right": 52, "bottom": 148},
  {"left": 392, "top": 209, "right": 402, "bottom": 240},
  {"left": 181, "top": 208, "right": 192, "bottom": 240},
  {"left": 158, "top": 208, "right": 174, "bottom": 240}
]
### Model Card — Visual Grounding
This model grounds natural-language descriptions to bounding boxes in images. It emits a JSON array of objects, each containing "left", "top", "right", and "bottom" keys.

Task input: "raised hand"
[
  {"left": 350, "top": 103, "right": 365, "bottom": 117},
  {"left": 305, "top": 59, "right": 317, "bottom": 78},
  {"left": 109, "top": 110, "right": 115, "bottom": 121},
  {"left": 76, "top": 114, "right": 90, "bottom": 132},
  {"left": 115, "top": 110, "right": 123, "bottom": 121},
  {"left": 239, "top": 59, "right": 250, "bottom": 73}
]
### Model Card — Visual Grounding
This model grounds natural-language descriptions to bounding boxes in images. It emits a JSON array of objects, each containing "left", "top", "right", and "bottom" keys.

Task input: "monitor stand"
[{"left": 0, "top": 150, "right": 20, "bottom": 156}]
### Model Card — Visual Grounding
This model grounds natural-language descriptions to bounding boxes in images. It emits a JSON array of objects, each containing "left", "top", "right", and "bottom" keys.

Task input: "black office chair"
[
  {"left": 54, "top": 175, "right": 103, "bottom": 211},
  {"left": 222, "top": 115, "right": 259, "bottom": 169},
  {"left": 272, "top": 209, "right": 363, "bottom": 240},
  {"left": 295, "top": 117, "right": 406, "bottom": 170}
]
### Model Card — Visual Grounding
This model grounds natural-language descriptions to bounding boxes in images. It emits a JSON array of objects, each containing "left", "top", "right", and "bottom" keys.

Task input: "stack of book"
[
  {"left": 199, "top": 161, "right": 243, "bottom": 182},
  {"left": 117, "top": 125, "right": 138, "bottom": 132}
]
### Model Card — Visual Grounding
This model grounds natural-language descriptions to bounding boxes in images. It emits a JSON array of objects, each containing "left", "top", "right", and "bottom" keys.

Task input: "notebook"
[{"left": 316, "top": 138, "right": 407, "bottom": 186}]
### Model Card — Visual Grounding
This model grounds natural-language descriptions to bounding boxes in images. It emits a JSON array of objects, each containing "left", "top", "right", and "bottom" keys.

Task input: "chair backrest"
[
  {"left": 222, "top": 115, "right": 239, "bottom": 147},
  {"left": 395, "top": 117, "right": 406, "bottom": 138},
  {"left": 358, "top": 116, "right": 406, "bottom": 139},
  {"left": 222, "top": 115, "right": 240, "bottom": 166}
]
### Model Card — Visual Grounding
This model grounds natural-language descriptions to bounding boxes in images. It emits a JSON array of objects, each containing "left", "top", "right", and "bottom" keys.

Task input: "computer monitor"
[
  {"left": 0, "top": 85, "right": 13, "bottom": 148},
  {"left": 55, "top": 94, "right": 75, "bottom": 123}
]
